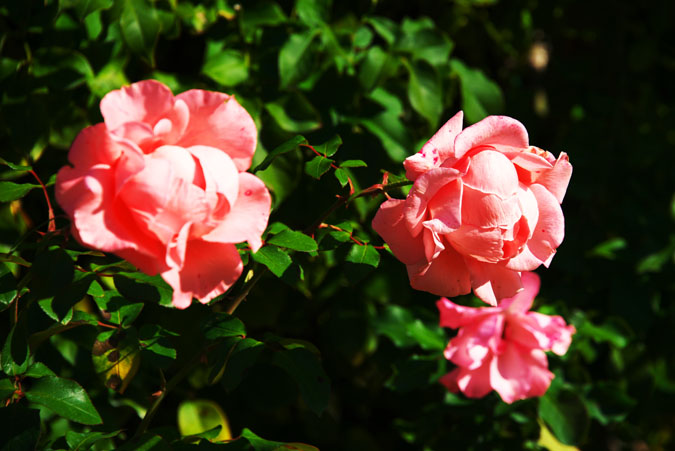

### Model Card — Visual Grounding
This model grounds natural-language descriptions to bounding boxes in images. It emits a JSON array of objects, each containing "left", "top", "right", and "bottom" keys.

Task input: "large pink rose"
[
  {"left": 56, "top": 80, "right": 271, "bottom": 309},
  {"left": 372, "top": 111, "right": 572, "bottom": 305},
  {"left": 437, "top": 272, "right": 575, "bottom": 403}
]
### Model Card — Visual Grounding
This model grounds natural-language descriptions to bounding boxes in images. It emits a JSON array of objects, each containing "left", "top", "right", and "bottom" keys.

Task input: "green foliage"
[{"left": 0, "top": 0, "right": 672, "bottom": 449}]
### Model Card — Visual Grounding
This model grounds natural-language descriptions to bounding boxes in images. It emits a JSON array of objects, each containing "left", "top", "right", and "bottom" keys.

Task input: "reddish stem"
[{"left": 29, "top": 169, "right": 55, "bottom": 232}]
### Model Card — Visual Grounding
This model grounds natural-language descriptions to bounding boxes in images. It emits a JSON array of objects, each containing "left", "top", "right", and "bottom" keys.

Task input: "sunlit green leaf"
[
  {"left": 119, "top": 0, "right": 160, "bottom": 65},
  {"left": 305, "top": 155, "right": 334, "bottom": 179},
  {"left": 268, "top": 230, "right": 318, "bottom": 252},
  {"left": 279, "top": 30, "right": 319, "bottom": 88},
  {"left": 345, "top": 243, "right": 380, "bottom": 267},
  {"left": 253, "top": 135, "right": 307, "bottom": 172},
  {"left": 202, "top": 44, "right": 249, "bottom": 87},
  {"left": 178, "top": 399, "right": 232, "bottom": 441},
  {"left": 0, "top": 181, "right": 40, "bottom": 202},
  {"left": 406, "top": 60, "right": 443, "bottom": 127},
  {"left": 450, "top": 59, "right": 504, "bottom": 123},
  {"left": 253, "top": 246, "right": 292, "bottom": 277}
]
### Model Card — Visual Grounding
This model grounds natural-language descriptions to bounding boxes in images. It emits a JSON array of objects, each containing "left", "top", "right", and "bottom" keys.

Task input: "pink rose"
[
  {"left": 437, "top": 272, "right": 575, "bottom": 403},
  {"left": 372, "top": 111, "right": 572, "bottom": 305},
  {"left": 56, "top": 80, "right": 271, "bottom": 309}
]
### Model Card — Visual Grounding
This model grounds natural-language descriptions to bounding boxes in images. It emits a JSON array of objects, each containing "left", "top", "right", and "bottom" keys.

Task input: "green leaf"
[
  {"left": 538, "top": 388, "right": 589, "bottom": 446},
  {"left": 588, "top": 237, "right": 627, "bottom": 260},
  {"left": 0, "top": 263, "right": 17, "bottom": 312},
  {"left": 239, "top": 428, "right": 319, "bottom": 451},
  {"left": 253, "top": 135, "right": 307, "bottom": 172},
  {"left": 30, "top": 248, "right": 75, "bottom": 300},
  {"left": 202, "top": 45, "right": 249, "bottom": 87},
  {"left": 89, "top": 59, "right": 129, "bottom": 98},
  {"left": 0, "top": 405, "right": 41, "bottom": 450},
  {"left": 0, "top": 181, "right": 40, "bottom": 202},
  {"left": 252, "top": 246, "right": 292, "bottom": 278},
  {"left": 0, "top": 378, "right": 15, "bottom": 402},
  {"left": 24, "top": 362, "right": 56, "bottom": 378},
  {"left": 334, "top": 168, "right": 350, "bottom": 187},
  {"left": 387, "top": 354, "right": 445, "bottom": 393},
  {"left": 450, "top": 59, "right": 504, "bottom": 123},
  {"left": 340, "top": 159, "right": 367, "bottom": 168},
  {"left": 0, "top": 156, "right": 32, "bottom": 171},
  {"left": 273, "top": 347, "right": 330, "bottom": 415},
  {"left": 353, "top": 25, "right": 374, "bottom": 48},
  {"left": 25, "top": 376, "right": 102, "bottom": 425},
  {"left": 265, "top": 92, "right": 322, "bottom": 133},
  {"left": 583, "top": 382, "right": 636, "bottom": 426},
  {"left": 1, "top": 322, "right": 30, "bottom": 376},
  {"left": 37, "top": 273, "right": 95, "bottom": 324},
  {"left": 396, "top": 17, "right": 453, "bottom": 66},
  {"left": 32, "top": 47, "right": 95, "bottom": 86},
  {"left": 240, "top": 0, "right": 287, "bottom": 39},
  {"left": 366, "top": 16, "right": 398, "bottom": 45},
  {"left": 96, "top": 287, "right": 144, "bottom": 327},
  {"left": 313, "top": 134, "right": 342, "bottom": 157},
  {"left": 406, "top": 60, "right": 443, "bottom": 127},
  {"left": 178, "top": 399, "right": 232, "bottom": 442},
  {"left": 63, "top": 0, "right": 114, "bottom": 20},
  {"left": 345, "top": 244, "right": 380, "bottom": 267},
  {"left": 296, "top": 0, "right": 331, "bottom": 27},
  {"left": 279, "top": 30, "right": 319, "bottom": 88},
  {"left": 113, "top": 272, "right": 173, "bottom": 307},
  {"left": 358, "top": 45, "right": 389, "bottom": 91},
  {"left": 305, "top": 156, "right": 334, "bottom": 179},
  {"left": 578, "top": 318, "right": 630, "bottom": 348},
  {"left": 119, "top": 0, "right": 160, "bottom": 65},
  {"left": 66, "top": 429, "right": 122, "bottom": 450},
  {"left": 267, "top": 229, "right": 318, "bottom": 252},
  {"left": 202, "top": 313, "right": 246, "bottom": 341},
  {"left": 221, "top": 338, "right": 265, "bottom": 391},
  {"left": 138, "top": 324, "right": 177, "bottom": 368},
  {"left": 372, "top": 305, "right": 446, "bottom": 351}
]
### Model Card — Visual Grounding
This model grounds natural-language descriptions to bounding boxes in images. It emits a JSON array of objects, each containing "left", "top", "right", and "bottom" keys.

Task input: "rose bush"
[
  {"left": 437, "top": 272, "right": 575, "bottom": 403},
  {"left": 372, "top": 111, "right": 572, "bottom": 305},
  {"left": 56, "top": 80, "right": 271, "bottom": 309}
]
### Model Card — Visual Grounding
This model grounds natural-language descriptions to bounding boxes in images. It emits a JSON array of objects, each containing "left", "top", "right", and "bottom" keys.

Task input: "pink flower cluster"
[
  {"left": 56, "top": 80, "right": 271, "bottom": 309},
  {"left": 373, "top": 111, "right": 574, "bottom": 401},
  {"left": 438, "top": 272, "right": 575, "bottom": 403}
]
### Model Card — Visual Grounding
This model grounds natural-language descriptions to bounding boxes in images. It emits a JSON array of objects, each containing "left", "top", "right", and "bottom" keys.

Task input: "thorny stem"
[{"left": 224, "top": 267, "right": 266, "bottom": 315}]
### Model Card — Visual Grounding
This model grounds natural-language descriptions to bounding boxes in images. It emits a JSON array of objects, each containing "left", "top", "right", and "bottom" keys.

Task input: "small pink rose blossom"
[
  {"left": 56, "top": 80, "right": 271, "bottom": 309},
  {"left": 372, "top": 111, "right": 572, "bottom": 305},
  {"left": 437, "top": 272, "right": 575, "bottom": 403}
]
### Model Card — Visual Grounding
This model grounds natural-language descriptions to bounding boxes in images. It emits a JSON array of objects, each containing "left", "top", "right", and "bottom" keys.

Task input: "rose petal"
[
  {"left": 176, "top": 90, "right": 257, "bottom": 172},
  {"left": 404, "top": 167, "right": 462, "bottom": 236},
  {"left": 462, "top": 150, "right": 520, "bottom": 199},
  {"left": 490, "top": 342, "right": 553, "bottom": 403},
  {"left": 465, "top": 258, "right": 523, "bottom": 306},
  {"left": 187, "top": 145, "right": 240, "bottom": 211},
  {"left": 454, "top": 357, "right": 494, "bottom": 399},
  {"left": 55, "top": 165, "right": 166, "bottom": 274},
  {"left": 425, "top": 179, "right": 463, "bottom": 233},
  {"left": 445, "top": 314, "right": 505, "bottom": 369},
  {"left": 161, "top": 239, "right": 243, "bottom": 309},
  {"left": 527, "top": 184, "right": 565, "bottom": 267},
  {"left": 202, "top": 172, "right": 271, "bottom": 252},
  {"left": 437, "top": 298, "right": 500, "bottom": 329},
  {"left": 446, "top": 224, "right": 504, "bottom": 263},
  {"left": 535, "top": 152, "right": 573, "bottom": 204},
  {"left": 372, "top": 199, "right": 426, "bottom": 265},
  {"left": 100, "top": 80, "right": 174, "bottom": 131},
  {"left": 407, "top": 245, "right": 472, "bottom": 297},
  {"left": 68, "top": 124, "right": 141, "bottom": 168},
  {"left": 454, "top": 115, "right": 529, "bottom": 159},
  {"left": 500, "top": 271, "right": 540, "bottom": 313}
]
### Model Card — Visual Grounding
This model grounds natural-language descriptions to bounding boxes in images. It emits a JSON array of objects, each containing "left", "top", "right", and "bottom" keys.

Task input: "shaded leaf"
[
  {"left": 0, "top": 181, "right": 40, "bottom": 202},
  {"left": 66, "top": 429, "right": 123, "bottom": 450},
  {"left": 273, "top": 347, "right": 330, "bottom": 415},
  {"left": 539, "top": 388, "right": 589, "bottom": 446},
  {"left": 202, "top": 45, "right": 248, "bottom": 87},
  {"left": 450, "top": 59, "right": 504, "bottom": 123},
  {"left": 279, "top": 30, "right": 319, "bottom": 88},
  {"left": 253, "top": 135, "right": 307, "bottom": 173},
  {"left": 119, "top": 0, "right": 160, "bottom": 65},
  {"left": 0, "top": 263, "right": 17, "bottom": 312},
  {"left": 203, "top": 313, "right": 246, "bottom": 341},
  {"left": 406, "top": 60, "right": 443, "bottom": 127},
  {"left": 25, "top": 376, "right": 102, "bottom": 425},
  {"left": 305, "top": 156, "right": 334, "bottom": 179},
  {"left": 0, "top": 405, "right": 41, "bottom": 450}
]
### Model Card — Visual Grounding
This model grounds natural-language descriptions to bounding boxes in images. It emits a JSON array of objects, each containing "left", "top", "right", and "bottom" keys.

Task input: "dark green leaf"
[
  {"left": 0, "top": 378, "right": 15, "bottom": 402},
  {"left": 340, "top": 159, "right": 367, "bottom": 168},
  {"left": 113, "top": 272, "right": 173, "bottom": 307},
  {"left": 66, "top": 429, "right": 122, "bottom": 450},
  {"left": 538, "top": 388, "right": 589, "bottom": 446},
  {"left": 0, "top": 156, "right": 32, "bottom": 171},
  {"left": 116, "top": 433, "right": 169, "bottom": 451},
  {"left": 0, "top": 181, "right": 40, "bottom": 202},
  {"left": 372, "top": 305, "right": 446, "bottom": 351},
  {"left": 138, "top": 324, "right": 177, "bottom": 367},
  {"left": 345, "top": 244, "right": 380, "bottom": 267},
  {"left": 450, "top": 59, "right": 504, "bottom": 123},
  {"left": 334, "top": 168, "right": 349, "bottom": 187},
  {"left": 239, "top": 428, "right": 318, "bottom": 450},
  {"left": 221, "top": 338, "right": 265, "bottom": 391},
  {"left": 253, "top": 135, "right": 307, "bottom": 172},
  {"left": 119, "top": 0, "right": 160, "bottom": 65},
  {"left": 273, "top": 347, "right": 330, "bottom": 415},
  {"left": 267, "top": 229, "right": 318, "bottom": 252},
  {"left": 37, "top": 273, "right": 95, "bottom": 324},
  {"left": 202, "top": 45, "right": 249, "bottom": 87},
  {"left": 0, "top": 263, "right": 17, "bottom": 312},
  {"left": 406, "top": 60, "right": 443, "bottom": 127},
  {"left": 305, "top": 156, "right": 334, "bottom": 179},
  {"left": 253, "top": 246, "right": 292, "bottom": 277},
  {"left": 24, "top": 362, "right": 56, "bottom": 378},
  {"left": 296, "top": 0, "right": 331, "bottom": 27},
  {"left": 240, "top": 0, "right": 287, "bottom": 35},
  {"left": 313, "top": 134, "right": 342, "bottom": 157},
  {"left": 25, "top": 376, "right": 102, "bottom": 425},
  {"left": 359, "top": 45, "right": 389, "bottom": 91},
  {"left": 203, "top": 313, "right": 246, "bottom": 341},
  {"left": 265, "top": 93, "right": 322, "bottom": 133},
  {"left": 366, "top": 16, "right": 398, "bottom": 45},
  {"left": 1, "top": 322, "right": 30, "bottom": 376},
  {"left": 279, "top": 30, "right": 319, "bottom": 88},
  {"left": 397, "top": 18, "right": 453, "bottom": 66},
  {"left": 30, "top": 248, "right": 75, "bottom": 300}
]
